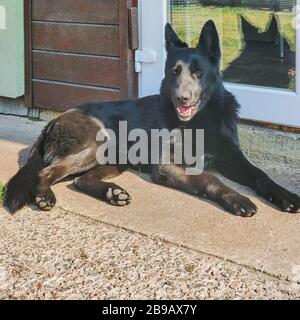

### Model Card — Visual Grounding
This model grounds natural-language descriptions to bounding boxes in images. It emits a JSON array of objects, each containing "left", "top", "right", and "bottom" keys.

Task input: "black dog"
[{"left": 4, "top": 21, "right": 300, "bottom": 217}]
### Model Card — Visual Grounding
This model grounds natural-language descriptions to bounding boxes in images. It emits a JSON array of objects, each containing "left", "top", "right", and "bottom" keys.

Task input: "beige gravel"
[{"left": 0, "top": 207, "right": 299, "bottom": 300}]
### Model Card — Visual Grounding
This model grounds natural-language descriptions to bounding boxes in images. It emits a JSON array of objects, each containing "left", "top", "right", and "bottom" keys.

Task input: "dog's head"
[{"left": 162, "top": 20, "right": 222, "bottom": 122}]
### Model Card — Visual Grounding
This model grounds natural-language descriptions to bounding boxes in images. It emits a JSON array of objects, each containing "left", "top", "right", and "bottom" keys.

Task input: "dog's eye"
[
  {"left": 172, "top": 66, "right": 182, "bottom": 76},
  {"left": 193, "top": 70, "right": 204, "bottom": 78}
]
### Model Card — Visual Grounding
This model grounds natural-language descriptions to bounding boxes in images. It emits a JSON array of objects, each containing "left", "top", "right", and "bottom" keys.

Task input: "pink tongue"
[{"left": 179, "top": 106, "right": 191, "bottom": 113}]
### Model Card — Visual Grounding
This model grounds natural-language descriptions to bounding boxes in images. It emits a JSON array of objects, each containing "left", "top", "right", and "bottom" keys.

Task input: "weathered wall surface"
[
  {"left": 239, "top": 124, "right": 300, "bottom": 166},
  {"left": 239, "top": 124, "right": 300, "bottom": 194}
]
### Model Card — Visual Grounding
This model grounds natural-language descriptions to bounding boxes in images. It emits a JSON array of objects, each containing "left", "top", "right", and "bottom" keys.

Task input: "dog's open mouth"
[{"left": 176, "top": 105, "right": 197, "bottom": 120}]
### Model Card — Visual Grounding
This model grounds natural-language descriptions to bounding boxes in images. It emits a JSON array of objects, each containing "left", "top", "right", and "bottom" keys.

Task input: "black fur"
[
  {"left": 4, "top": 21, "right": 300, "bottom": 216},
  {"left": 3, "top": 121, "right": 53, "bottom": 213}
]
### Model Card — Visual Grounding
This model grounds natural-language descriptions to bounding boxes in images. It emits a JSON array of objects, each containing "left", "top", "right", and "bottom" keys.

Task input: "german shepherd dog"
[{"left": 4, "top": 21, "right": 300, "bottom": 217}]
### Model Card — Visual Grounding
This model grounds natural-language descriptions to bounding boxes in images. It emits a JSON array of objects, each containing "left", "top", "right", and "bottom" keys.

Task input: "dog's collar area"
[{"left": 178, "top": 123, "right": 187, "bottom": 130}]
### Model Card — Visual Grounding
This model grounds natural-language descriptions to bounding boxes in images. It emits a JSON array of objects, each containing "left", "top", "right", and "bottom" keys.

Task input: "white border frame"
[
  {"left": 138, "top": 0, "right": 168, "bottom": 98},
  {"left": 138, "top": 0, "right": 300, "bottom": 127}
]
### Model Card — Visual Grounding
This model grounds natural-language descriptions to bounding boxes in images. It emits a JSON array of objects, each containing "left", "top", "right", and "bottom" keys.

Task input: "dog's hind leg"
[
  {"left": 73, "top": 165, "right": 131, "bottom": 206},
  {"left": 36, "top": 148, "right": 99, "bottom": 211},
  {"left": 35, "top": 164, "right": 70, "bottom": 211}
]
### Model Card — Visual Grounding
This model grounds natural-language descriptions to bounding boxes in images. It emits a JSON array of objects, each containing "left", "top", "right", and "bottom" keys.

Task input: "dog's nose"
[{"left": 176, "top": 95, "right": 190, "bottom": 104}]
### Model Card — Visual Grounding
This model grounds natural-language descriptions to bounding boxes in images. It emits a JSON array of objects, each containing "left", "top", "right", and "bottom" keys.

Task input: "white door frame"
[{"left": 138, "top": 0, "right": 300, "bottom": 127}]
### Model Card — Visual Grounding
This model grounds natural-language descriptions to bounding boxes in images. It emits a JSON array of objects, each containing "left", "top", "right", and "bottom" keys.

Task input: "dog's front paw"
[
  {"left": 267, "top": 188, "right": 300, "bottom": 213},
  {"left": 222, "top": 193, "right": 257, "bottom": 217},
  {"left": 106, "top": 186, "right": 131, "bottom": 206}
]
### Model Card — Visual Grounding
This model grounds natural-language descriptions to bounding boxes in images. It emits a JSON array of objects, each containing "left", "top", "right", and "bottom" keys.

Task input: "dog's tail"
[{"left": 3, "top": 121, "right": 53, "bottom": 214}]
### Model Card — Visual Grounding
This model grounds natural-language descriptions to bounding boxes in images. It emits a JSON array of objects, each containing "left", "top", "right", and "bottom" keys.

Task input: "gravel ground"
[{"left": 0, "top": 207, "right": 299, "bottom": 300}]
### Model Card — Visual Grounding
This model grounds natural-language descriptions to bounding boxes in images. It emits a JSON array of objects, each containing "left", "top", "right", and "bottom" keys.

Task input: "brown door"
[{"left": 25, "top": 0, "right": 138, "bottom": 112}]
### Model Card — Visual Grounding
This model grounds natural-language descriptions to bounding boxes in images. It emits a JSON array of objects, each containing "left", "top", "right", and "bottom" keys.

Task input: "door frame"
[
  {"left": 138, "top": 0, "right": 300, "bottom": 127},
  {"left": 137, "top": 0, "right": 168, "bottom": 98}
]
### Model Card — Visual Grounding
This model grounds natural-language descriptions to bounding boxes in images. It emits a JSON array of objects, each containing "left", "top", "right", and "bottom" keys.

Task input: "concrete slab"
[
  {"left": 0, "top": 115, "right": 299, "bottom": 283},
  {"left": 2, "top": 206, "right": 299, "bottom": 300}
]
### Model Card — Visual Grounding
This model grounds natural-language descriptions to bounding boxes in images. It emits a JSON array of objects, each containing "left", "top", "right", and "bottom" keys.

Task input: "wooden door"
[{"left": 25, "top": 0, "right": 137, "bottom": 112}]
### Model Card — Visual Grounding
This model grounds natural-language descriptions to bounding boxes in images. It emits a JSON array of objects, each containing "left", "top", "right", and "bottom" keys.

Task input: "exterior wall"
[
  {"left": 239, "top": 124, "right": 300, "bottom": 166},
  {"left": 239, "top": 124, "right": 300, "bottom": 195},
  {"left": 0, "top": 0, "right": 24, "bottom": 98}
]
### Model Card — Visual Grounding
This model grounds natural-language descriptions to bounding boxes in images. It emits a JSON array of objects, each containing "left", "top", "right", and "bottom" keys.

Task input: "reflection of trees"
[{"left": 171, "top": 1, "right": 295, "bottom": 11}]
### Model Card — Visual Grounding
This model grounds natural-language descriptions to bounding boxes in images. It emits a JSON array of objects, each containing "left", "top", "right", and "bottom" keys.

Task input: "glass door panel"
[
  {"left": 170, "top": 0, "right": 296, "bottom": 91},
  {"left": 138, "top": 0, "right": 300, "bottom": 126}
]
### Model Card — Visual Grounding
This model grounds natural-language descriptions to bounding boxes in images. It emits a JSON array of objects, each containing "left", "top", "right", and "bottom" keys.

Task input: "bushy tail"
[
  {"left": 3, "top": 121, "right": 54, "bottom": 214},
  {"left": 3, "top": 151, "right": 44, "bottom": 213}
]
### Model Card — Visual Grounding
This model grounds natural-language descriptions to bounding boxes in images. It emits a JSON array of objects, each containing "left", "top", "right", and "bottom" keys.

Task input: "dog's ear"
[
  {"left": 165, "top": 23, "right": 188, "bottom": 52},
  {"left": 197, "top": 20, "right": 221, "bottom": 64}
]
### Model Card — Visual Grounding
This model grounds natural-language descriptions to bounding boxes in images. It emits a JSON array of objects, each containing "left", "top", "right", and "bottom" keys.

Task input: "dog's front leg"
[
  {"left": 151, "top": 164, "right": 257, "bottom": 217},
  {"left": 216, "top": 150, "right": 300, "bottom": 213}
]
